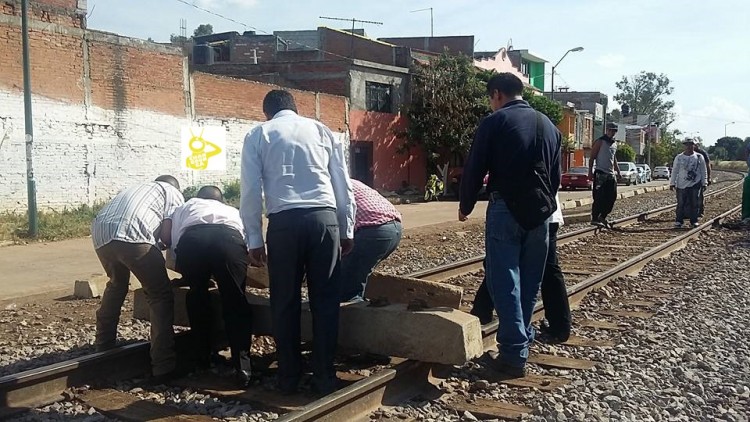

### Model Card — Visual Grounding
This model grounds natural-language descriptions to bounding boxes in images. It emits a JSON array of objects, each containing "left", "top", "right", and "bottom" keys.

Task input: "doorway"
[{"left": 351, "top": 141, "right": 374, "bottom": 187}]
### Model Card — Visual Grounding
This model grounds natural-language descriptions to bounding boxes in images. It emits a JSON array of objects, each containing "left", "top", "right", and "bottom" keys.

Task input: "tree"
[
  {"left": 401, "top": 53, "right": 490, "bottom": 173},
  {"left": 608, "top": 108, "right": 622, "bottom": 123},
  {"left": 523, "top": 89, "right": 563, "bottom": 125},
  {"left": 616, "top": 143, "right": 636, "bottom": 162},
  {"left": 709, "top": 146, "right": 729, "bottom": 161},
  {"left": 614, "top": 71, "right": 676, "bottom": 128},
  {"left": 193, "top": 24, "right": 214, "bottom": 38},
  {"left": 710, "top": 136, "right": 744, "bottom": 160},
  {"left": 649, "top": 129, "right": 683, "bottom": 167},
  {"left": 170, "top": 34, "right": 188, "bottom": 44}
]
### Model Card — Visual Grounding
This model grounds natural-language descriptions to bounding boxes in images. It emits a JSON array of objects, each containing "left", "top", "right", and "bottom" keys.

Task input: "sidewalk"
[{"left": 0, "top": 181, "right": 668, "bottom": 302}]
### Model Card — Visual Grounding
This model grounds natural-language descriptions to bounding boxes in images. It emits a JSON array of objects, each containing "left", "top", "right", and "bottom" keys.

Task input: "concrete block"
[
  {"left": 364, "top": 273, "right": 463, "bottom": 309},
  {"left": 165, "top": 254, "right": 268, "bottom": 289},
  {"left": 338, "top": 302, "right": 483, "bottom": 365},
  {"left": 134, "top": 289, "right": 483, "bottom": 365},
  {"left": 74, "top": 274, "right": 142, "bottom": 299}
]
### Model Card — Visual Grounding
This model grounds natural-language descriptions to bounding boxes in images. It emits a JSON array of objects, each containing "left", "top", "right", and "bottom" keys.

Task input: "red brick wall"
[
  {"left": 3, "top": 0, "right": 86, "bottom": 28},
  {"left": 88, "top": 39, "right": 185, "bottom": 116},
  {"left": 350, "top": 110, "right": 426, "bottom": 190},
  {"left": 321, "top": 28, "right": 395, "bottom": 66},
  {"left": 0, "top": 23, "right": 84, "bottom": 102},
  {"left": 193, "top": 73, "right": 347, "bottom": 130}
]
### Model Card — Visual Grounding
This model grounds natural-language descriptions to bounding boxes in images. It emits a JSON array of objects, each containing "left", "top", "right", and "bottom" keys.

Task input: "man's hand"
[
  {"left": 341, "top": 238, "right": 354, "bottom": 256},
  {"left": 588, "top": 169, "right": 593, "bottom": 179},
  {"left": 459, "top": 209, "right": 469, "bottom": 222},
  {"left": 249, "top": 247, "right": 267, "bottom": 267},
  {"left": 670, "top": 185, "right": 675, "bottom": 191}
]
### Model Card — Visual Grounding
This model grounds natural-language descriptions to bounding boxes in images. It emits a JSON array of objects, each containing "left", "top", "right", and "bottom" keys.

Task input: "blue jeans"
[
  {"left": 340, "top": 221, "right": 402, "bottom": 302},
  {"left": 485, "top": 199, "right": 549, "bottom": 367}
]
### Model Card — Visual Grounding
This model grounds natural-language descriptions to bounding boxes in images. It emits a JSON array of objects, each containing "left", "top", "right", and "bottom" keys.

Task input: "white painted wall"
[{"left": 0, "top": 89, "right": 348, "bottom": 212}]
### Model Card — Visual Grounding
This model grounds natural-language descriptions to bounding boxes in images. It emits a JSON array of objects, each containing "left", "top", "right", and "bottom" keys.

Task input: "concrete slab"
[
  {"left": 134, "top": 289, "right": 483, "bottom": 365},
  {"left": 73, "top": 274, "right": 142, "bottom": 299},
  {"left": 364, "top": 273, "right": 463, "bottom": 308}
]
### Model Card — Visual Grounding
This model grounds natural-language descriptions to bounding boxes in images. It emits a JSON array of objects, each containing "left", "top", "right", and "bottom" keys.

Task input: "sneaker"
[
  {"left": 674, "top": 222, "right": 683, "bottom": 229},
  {"left": 591, "top": 219, "right": 603, "bottom": 227},
  {"left": 742, "top": 218, "right": 750, "bottom": 226},
  {"left": 691, "top": 223, "right": 700, "bottom": 228}
]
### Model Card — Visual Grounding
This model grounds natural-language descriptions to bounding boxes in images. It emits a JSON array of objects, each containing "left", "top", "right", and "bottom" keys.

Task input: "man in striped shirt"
[
  {"left": 339, "top": 179, "right": 402, "bottom": 302},
  {"left": 91, "top": 175, "right": 184, "bottom": 381}
]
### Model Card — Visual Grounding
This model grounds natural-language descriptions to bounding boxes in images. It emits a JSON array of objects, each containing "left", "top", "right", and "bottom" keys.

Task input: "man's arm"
[
  {"left": 158, "top": 219, "right": 172, "bottom": 249},
  {"left": 588, "top": 139, "right": 601, "bottom": 177},
  {"left": 699, "top": 155, "right": 708, "bottom": 186},
  {"left": 240, "top": 128, "right": 266, "bottom": 253},
  {"left": 669, "top": 155, "right": 679, "bottom": 189},
  {"left": 704, "top": 152, "right": 712, "bottom": 181},
  {"left": 326, "top": 127, "right": 356, "bottom": 249},
  {"left": 459, "top": 117, "right": 492, "bottom": 218},
  {"left": 550, "top": 129, "right": 562, "bottom": 194},
  {"left": 613, "top": 151, "right": 620, "bottom": 176}
]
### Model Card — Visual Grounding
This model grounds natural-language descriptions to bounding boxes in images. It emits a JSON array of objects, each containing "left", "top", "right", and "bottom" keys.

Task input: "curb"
[{"left": 560, "top": 185, "right": 669, "bottom": 211}]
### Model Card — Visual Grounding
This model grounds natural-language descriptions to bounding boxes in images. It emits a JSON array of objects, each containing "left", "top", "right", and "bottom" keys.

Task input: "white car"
[{"left": 653, "top": 166, "right": 671, "bottom": 180}]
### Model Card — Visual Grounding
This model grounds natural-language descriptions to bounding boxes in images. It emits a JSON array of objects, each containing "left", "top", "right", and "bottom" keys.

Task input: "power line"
[{"left": 174, "top": 0, "right": 255, "bottom": 31}]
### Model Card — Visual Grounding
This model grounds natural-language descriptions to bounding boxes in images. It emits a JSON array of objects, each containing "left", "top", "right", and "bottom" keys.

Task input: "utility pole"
[
  {"left": 725, "top": 121, "right": 735, "bottom": 137},
  {"left": 410, "top": 7, "right": 433, "bottom": 37},
  {"left": 550, "top": 46, "right": 583, "bottom": 101},
  {"left": 319, "top": 16, "right": 383, "bottom": 58},
  {"left": 21, "top": 0, "right": 38, "bottom": 237}
]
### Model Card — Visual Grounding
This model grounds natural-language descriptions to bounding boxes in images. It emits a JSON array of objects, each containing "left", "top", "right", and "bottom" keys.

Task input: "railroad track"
[{"left": 1, "top": 172, "right": 744, "bottom": 421}]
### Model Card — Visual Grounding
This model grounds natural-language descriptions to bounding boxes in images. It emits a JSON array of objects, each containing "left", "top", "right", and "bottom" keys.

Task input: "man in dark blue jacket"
[{"left": 459, "top": 73, "right": 561, "bottom": 377}]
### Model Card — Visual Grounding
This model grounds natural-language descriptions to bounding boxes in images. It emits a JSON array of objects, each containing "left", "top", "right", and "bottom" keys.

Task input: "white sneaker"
[
  {"left": 691, "top": 223, "right": 700, "bottom": 228},
  {"left": 674, "top": 222, "right": 683, "bottom": 228}
]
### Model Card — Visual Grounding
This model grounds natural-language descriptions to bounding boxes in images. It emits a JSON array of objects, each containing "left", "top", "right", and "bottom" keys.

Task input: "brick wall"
[
  {"left": 0, "top": 16, "right": 349, "bottom": 212},
  {"left": 3, "top": 0, "right": 86, "bottom": 29}
]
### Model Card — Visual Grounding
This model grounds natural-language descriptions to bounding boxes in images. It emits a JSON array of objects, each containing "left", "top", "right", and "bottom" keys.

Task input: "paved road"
[{"left": 0, "top": 179, "right": 668, "bottom": 302}]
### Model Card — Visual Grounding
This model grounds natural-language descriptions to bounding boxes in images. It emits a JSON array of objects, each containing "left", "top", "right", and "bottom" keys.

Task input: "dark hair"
[
  {"left": 486, "top": 73, "right": 524, "bottom": 97},
  {"left": 155, "top": 175, "right": 180, "bottom": 190},
  {"left": 196, "top": 185, "right": 224, "bottom": 202},
  {"left": 263, "top": 90, "right": 297, "bottom": 117}
]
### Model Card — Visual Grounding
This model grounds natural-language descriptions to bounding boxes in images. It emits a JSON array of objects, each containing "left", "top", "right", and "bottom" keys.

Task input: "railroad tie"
[{"left": 79, "top": 389, "right": 215, "bottom": 422}]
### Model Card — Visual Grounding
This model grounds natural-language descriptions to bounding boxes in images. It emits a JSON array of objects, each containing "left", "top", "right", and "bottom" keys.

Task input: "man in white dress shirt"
[
  {"left": 240, "top": 90, "right": 355, "bottom": 395},
  {"left": 164, "top": 186, "right": 254, "bottom": 387}
]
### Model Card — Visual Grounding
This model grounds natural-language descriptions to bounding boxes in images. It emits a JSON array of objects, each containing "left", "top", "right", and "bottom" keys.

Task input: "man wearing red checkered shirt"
[{"left": 340, "top": 179, "right": 403, "bottom": 302}]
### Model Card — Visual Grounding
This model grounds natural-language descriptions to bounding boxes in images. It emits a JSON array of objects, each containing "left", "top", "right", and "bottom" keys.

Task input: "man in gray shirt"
[
  {"left": 241, "top": 90, "right": 355, "bottom": 395},
  {"left": 588, "top": 122, "right": 621, "bottom": 227}
]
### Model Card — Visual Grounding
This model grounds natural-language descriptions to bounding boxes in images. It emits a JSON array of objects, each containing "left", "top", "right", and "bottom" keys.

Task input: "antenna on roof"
[{"left": 319, "top": 16, "right": 383, "bottom": 58}]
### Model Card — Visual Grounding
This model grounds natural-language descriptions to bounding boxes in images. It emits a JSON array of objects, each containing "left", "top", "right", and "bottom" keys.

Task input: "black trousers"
[
  {"left": 471, "top": 223, "right": 571, "bottom": 339},
  {"left": 266, "top": 207, "right": 341, "bottom": 391},
  {"left": 176, "top": 224, "right": 253, "bottom": 372},
  {"left": 592, "top": 171, "right": 618, "bottom": 221}
]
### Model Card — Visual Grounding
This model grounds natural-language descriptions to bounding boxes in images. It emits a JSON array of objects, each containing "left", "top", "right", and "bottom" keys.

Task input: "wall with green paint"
[{"left": 528, "top": 61, "right": 545, "bottom": 91}]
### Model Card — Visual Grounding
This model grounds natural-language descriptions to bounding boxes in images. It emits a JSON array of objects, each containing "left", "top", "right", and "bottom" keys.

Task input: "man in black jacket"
[{"left": 459, "top": 73, "right": 561, "bottom": 377}]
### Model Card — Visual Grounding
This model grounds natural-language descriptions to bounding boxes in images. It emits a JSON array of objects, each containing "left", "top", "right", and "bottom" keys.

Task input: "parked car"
[
  {"left": 636, "top": 164, "right": 652, "bottom": 182},
  {"left": 561, "top": 166, "right": 592, "bottom": 190},
  {"left": 653, "top": 166, "right": 671, "bottom": 180},
  {"left": 617, "top": 162, "right": 639, "bottom": 185}
]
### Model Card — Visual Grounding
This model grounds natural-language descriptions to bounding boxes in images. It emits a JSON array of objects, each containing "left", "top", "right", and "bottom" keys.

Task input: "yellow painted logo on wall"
[{"left": 181, "top": 127, "right": 226, "bottom": 171}]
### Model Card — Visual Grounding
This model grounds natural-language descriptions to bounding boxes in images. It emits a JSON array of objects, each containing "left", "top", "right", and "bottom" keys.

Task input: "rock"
[{"left": 462, "top": 410, "right": 478, "bottom": 421}]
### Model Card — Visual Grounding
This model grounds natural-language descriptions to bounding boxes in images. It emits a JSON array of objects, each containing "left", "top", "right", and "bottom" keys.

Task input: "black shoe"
[
  {"left": 483, "top": 352, "right": 526, "bottom": 378},
  {"left": 539, "top": 322, "right": 570, "bottom": 344},
  {"left": 146, "top": 368, "right": 188, "bottom": 386},
  {"left": 469, "top": 307, "right": 493, "bottom": 325},
  {"left": 235, "top": 369, "right": 253, "bottom": 388}
]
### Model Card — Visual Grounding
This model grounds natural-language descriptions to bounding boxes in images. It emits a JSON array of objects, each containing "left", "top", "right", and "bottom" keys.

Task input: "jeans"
[
  {"left": 266, "top": 207, "right": 341, "bottom": 392},
  {"left": 676, "top": 185, "right": 701, "bottom": 225},
  {"left": 743, "top": 176, "right": 750, "bottom": 220},
  {"left": 592, "top": 171, "right": 617, "bottom": 222},
  {"left": 471, "top": 223, "right": 570, "bottom": 340},
  {"left": 340, "top": 221, "right": 402, "bottom": 302},
  {"left": 485, "top": 199, "right": 549, "bottom": 367}
]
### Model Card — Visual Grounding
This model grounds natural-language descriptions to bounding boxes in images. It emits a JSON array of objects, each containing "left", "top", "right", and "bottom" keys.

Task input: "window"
[
  {"left": 521, "top": 61, "right": 529, "bottom": 76},
  {"left": 366, "top": 82, "right": 392, "bottom": 113}
]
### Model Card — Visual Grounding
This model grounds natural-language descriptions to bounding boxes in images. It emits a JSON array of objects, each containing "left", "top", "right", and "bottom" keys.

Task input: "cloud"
[
  {"left": 595, "top": 53, "right": 626, "bottom": 69},
  {"left": 194, "top": 0, "right": 258, "bottom": 9}
]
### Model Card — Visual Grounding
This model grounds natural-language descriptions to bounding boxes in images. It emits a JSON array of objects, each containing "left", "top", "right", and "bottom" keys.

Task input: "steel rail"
[{"left": 1, "top": 171, "right": 744, "bottom": 421}]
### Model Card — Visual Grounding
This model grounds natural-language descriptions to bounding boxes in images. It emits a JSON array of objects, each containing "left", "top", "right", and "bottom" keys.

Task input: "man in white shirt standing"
[
  {"left": 164, "top": 186, "right": 254, "bottom": 388},
  {"left": 240, "top": 90, "right": 355, "bottom": 395},
  {"left": 670, "top": 138, "right": 708, "bottom": 228},
  {"left": 91, "top": 175, "right": 184, "bottom": 382}
]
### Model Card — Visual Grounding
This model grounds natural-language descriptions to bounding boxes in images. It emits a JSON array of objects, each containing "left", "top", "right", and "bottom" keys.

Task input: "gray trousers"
[
  {"left": 266, "top": 207, "right": 341, "bottom": 392},
  {"left": 676, "top": 185, "right": 701, "bottom": 225}
]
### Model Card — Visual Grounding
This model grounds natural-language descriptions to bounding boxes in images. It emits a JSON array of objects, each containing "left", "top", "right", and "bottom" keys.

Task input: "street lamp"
[
  {"left": 550, "top": 46, "right": 583, "bottom": 100},
  {"left": 725, "top": 121, "right": 736, "bottom": 137}
]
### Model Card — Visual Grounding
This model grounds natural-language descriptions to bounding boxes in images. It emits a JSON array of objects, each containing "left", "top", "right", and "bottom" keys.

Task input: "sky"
[{"left": 89, "top": 0, "right": 750, "bottom": 146}]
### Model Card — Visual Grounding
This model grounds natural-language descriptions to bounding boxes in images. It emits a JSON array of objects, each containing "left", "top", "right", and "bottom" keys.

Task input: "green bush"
[
  {"left": 616, "top": 143, "right": 636, "bottom": 162},
  {"left": 0, "top": 203, "right": 104, "bottom": 243},
  {"left": 182, "top": 185, "right": 199, "bottom": 200}
]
